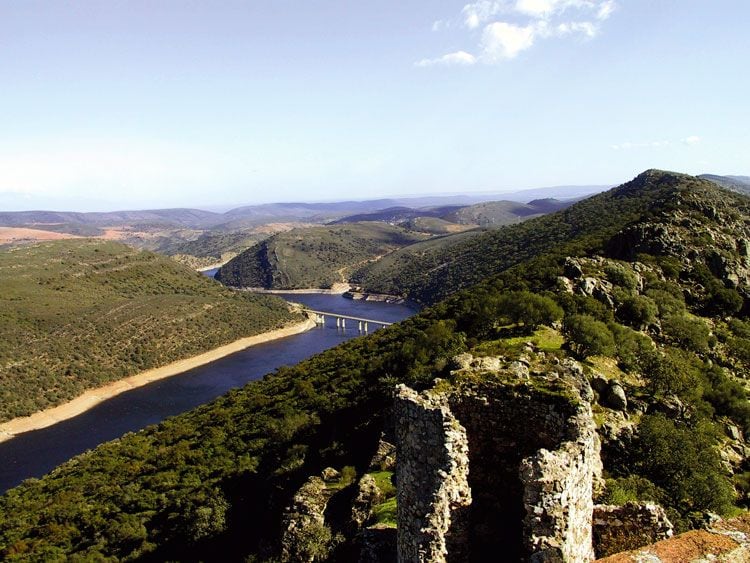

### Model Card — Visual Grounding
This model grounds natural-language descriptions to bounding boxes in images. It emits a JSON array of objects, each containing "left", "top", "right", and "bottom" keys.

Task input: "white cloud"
[
  {"left": 597, "top": 0, "right": 616, "bottom": 20},
  {"left": 415, "top": 51, "right": 478, "bottom": 67},
  {"left": 683, "top": 135, "right": 701, "bottom": 146},
  {"left": 420, "top": 0, "right": 617, "bottom": 66},
  {"left": 515, "top": 0, "right": 558, "bottom": 18},
  {"left": 432, "top": 20, "right": 449, "bottom": 32},
  {"left": 462, "top": 1, "right": 506, "bottom": 29},
  {"left": 481, "top": 22, "right": 536, "bottom": 60}
]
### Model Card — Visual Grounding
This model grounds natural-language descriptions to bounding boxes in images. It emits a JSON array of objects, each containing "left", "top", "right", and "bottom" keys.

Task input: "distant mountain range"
[
  {"left": 0, "top": 185, "right": 609, "bottom": 231},
  {"left": 699, "top": 174, "right": 750, "bottom": 195}
]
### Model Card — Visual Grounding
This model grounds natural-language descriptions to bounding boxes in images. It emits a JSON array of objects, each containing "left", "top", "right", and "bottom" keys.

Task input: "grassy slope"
[
  {"left": 1, "top": 171, "right": 749, "bottom": 561},
  {"left": 0, "top": 239, "right": 299, "bottom": 422},
  {"left": 216, "top": 222, "right": 427, "bottom": 289},
  {"left": 353, "top": 171, "right": 707, "bottom": 304}
]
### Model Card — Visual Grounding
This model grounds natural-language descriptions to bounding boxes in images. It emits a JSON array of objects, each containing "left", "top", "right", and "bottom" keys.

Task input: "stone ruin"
[{"left": 394, "top": 364, "right": 603, "bottom": 562}]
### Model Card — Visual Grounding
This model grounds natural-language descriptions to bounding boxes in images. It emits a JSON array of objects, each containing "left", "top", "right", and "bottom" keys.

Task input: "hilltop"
[
  {"left": 216, "top": 223, "right": 427, "bottom": 289},
  {"left": 0, "top": 239, "right": 300, "bottom": 422},
  {"left": 352, "top": 171, "right": 730, "bottom": 304},
  {"left": 1, "top": 171, "right": 748, "bottom": 561}
]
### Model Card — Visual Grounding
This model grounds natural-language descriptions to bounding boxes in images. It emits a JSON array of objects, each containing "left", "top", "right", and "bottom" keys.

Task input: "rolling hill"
[
  {"left": 700, "top": 174, "right": 750, "bottom": 195},
  {"left": 216, "top": 223, "right": 428, "bottom": 289},
  {"left": 0, "top": 239, "right": 300, "bottom": 422},
  {"left": 352, "top": 171, "right": 717, "bottom": 304}
]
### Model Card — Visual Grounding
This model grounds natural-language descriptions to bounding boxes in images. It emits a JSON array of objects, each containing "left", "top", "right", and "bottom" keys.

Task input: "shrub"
[
  {"left": 616, "top": 295, "right": 658, "bottom": 329},
  {"left": 563, "top": 314, "right": 615, "bottom": 358},
  {"left": 604, "top": 262, "right": 638, "bottom": 290},
  {"left": 631, "top": 414, "right": 735, "bottom": 518},
  {"left": 496, "top": 291, "right": 563, "bottom": 333},
  {"left": 642, "top": 348, "right": 702, "bottom": 402},
  {"left": 661, "top": 315, "right": 710, "bottom": 353}
]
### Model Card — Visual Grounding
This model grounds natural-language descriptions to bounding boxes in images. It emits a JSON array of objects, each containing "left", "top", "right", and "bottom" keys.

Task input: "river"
[{"left": 0, "top": 292, "right": 416, "bottom": 493}]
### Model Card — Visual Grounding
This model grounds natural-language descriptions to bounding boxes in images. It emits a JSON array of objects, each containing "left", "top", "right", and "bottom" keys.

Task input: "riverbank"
[
  {"left": 0, "top": 316, "right": 317, "bottom": 444},
  {"left": 242, "top": 282, "right": 352, "bottom": 295}
]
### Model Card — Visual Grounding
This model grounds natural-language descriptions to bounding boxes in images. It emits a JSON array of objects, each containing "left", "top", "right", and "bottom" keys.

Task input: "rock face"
[
  {"left": 280, "top": 476, "right": 332, "bottom": 562},
  {"left": 394, "top": 363, "right": 602, "bottom": 562},
  {"left": 592, "top": 502, "right": 674, "bottom": 558}
]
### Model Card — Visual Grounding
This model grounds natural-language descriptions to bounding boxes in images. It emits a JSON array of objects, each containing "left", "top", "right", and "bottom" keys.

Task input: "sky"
[{"left": 1, "top": 1, "right": 748, "bottom": 211}]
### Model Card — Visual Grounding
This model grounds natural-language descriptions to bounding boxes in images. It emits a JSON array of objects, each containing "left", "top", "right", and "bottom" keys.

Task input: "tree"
[
  {"left": 616, "top": 295, "right": 658, "bottom": 329},
  {"left": 563, "top": 314, "right": 615, "bottom": 358},
  {"left": 632, "top": 414, "right": 735, "bottom": 519},
  {"left": 496, "top": 291, "right": 563, "bottom": 333}
]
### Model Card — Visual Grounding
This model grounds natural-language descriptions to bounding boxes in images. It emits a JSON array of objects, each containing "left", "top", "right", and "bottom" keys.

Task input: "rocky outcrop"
[
  {"left": 395, "top": 359, "right": 603, "bottom": 562},
  {"left": 351, "top": 474, "right": 384, "bottom": 529},
  {"left": 280, "top": 476, "right": 332, "bottom": 562},
  {"left": 592, "top": 502, "right": 673, "bottom": 558}
]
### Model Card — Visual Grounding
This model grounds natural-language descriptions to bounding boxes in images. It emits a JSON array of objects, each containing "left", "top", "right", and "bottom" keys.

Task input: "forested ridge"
[
  {"left": 353, "top": 170, "right": 703, "bottom": 304},
  {"left": 1, "top": 171, "right": 749, "bottom": 561},
  {"left": 216, "top": 222, "right": 427, "bottom": 289}
]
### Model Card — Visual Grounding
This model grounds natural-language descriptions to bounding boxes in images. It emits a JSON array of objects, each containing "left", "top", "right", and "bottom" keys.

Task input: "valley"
[{"left": 1, "top": 170, "right": 749, "bottom": 561}]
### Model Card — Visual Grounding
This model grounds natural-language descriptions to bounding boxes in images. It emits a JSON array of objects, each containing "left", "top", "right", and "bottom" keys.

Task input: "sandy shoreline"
[
  {"left": 0, "top": 316, "right": 317, "bottom": 443},
  {"left": 242, "top": 282, "right": 352, "bottom": 295}
]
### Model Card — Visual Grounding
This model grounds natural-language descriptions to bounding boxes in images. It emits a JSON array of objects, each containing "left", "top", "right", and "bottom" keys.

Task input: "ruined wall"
[
  {"left": 520, "top": 412, "right": 601, "bottom": 562},
  {"left": 592, "top": 502, "right": 673, "bottom": 558},
  {"left": 394, "top": 385, "right": 471, "bottom": 563},
  {"left": 395, "top": 366, "right": 602, "bottom": 562}
]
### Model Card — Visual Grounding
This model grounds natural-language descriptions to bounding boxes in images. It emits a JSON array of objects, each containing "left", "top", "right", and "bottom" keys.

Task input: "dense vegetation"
[
  {"left": 0, "top": 240, "right": 299, "bottom": 422},
  {"left": 216, "top": 223, "right": 427, "bottom": 289},
  {"left": 1, "top": 171, "right": 749, "bottom": 560},
  {"left": 353, "top": 170, "right": 710, "bottom": 304}
]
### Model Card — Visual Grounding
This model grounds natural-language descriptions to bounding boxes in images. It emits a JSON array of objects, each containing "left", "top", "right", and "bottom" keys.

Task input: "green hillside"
[
  {"left": 216, "top": 222, "right": 427, "bottom": 289},
  {"left": 0, "top": 239, "right": 300, "bottom": 422},
  {"left": 1, "top": 171, "right": 749, "bottom": 560},
  {"left": 353, "top": 171, "right": 716, "bottom": 304}
]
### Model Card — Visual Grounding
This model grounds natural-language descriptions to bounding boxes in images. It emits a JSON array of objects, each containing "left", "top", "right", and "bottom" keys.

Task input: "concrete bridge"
[{"left": 306, "top": 309, "right": 393, "bottom": 332}]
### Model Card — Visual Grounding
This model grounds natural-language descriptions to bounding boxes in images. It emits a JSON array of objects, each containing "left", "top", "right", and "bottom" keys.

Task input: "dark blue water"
[{"left": 0, "top": 294, "right": 415, "bottom": 493}]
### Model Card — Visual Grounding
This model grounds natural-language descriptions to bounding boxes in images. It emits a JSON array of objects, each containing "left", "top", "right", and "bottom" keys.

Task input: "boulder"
[{"left": 603, "top": 382, "right": 628, "bottom": 411}]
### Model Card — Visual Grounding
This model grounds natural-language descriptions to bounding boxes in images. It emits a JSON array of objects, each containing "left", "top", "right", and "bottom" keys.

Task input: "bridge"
[{"left": 305, "top": 309, "right": 393, "bottom": 332}]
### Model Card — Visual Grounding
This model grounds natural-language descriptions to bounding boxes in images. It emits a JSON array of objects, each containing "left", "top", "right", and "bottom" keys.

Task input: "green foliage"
[
  {"left": 216, "top": 223, "right": 426, "bottom": 289},
  {"left": 643, "top": 348, "right": 703, "bottom": 402},
  {"left": 629, "top": 414, "right": 735, "bottom": 518},
  {"left": 616, "top": 295, "right": 658, "bottom": 329},
  {"left": 604, "top": 262, "right": 638, "bottom": 290},
  {"left": 608, "top": 323, "right": 653, "bottom": 373},
  {"left": 600, "top": 475, "right": 666, "bottom": 506},
  {"left": 661, "top": 315, "right": 711, "bottom": 353},
  {"left": 645, "top": 287, "right": 686, "bottom": 318},
  {"left": 371, "top": 497, "right": 397, "bottom": 528},
  {"left": 703, "top": 366, "right": 750, "bottom": 434},
  {"left": 556, "top": 293, "right": 614, "bottom": 323},
  {"left": 563, "top": 314, "right": 615, "bottom": 358},
  {"left": 494, "top": 291, "right": 563, "bottom": 334},
  {"left": 0, "top": 239, "right": 298, "bottom": 422}
]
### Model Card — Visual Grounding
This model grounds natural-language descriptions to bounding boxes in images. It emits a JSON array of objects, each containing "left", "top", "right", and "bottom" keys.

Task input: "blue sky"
[{"left": 1, "top": 1, "right": 748, "bottom": 211}]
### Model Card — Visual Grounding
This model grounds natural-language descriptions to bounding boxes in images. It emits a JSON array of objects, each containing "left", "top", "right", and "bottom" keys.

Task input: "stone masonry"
[
  {"left": 394, "top": 385, "right": 471, "bottom": 563},
  {"left": 395, "top": 362, "right": 603, "bottom": 562}
]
